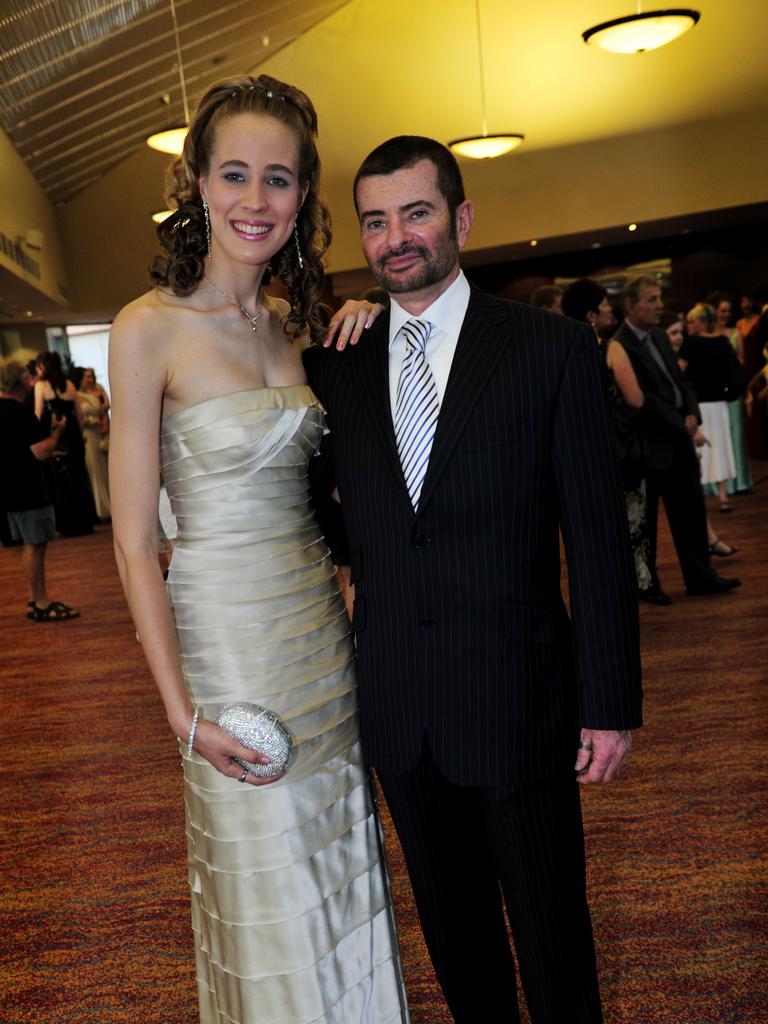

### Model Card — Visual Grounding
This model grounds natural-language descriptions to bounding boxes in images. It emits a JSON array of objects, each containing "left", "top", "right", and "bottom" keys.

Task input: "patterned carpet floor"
[{"left": 0, "top": 464, "right": 766, "bottom": 1023}]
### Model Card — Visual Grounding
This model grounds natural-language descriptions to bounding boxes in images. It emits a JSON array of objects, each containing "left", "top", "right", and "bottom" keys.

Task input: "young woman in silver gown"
[{"left": 110, "top": 74, "right": 408, "bottom": 1024}]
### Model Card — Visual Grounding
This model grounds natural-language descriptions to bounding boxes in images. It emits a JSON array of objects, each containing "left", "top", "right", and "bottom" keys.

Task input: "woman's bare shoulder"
[
  {"left": 112, "top": 288, "right": 171, "bottom": 334},
  {"left": 111, "top": 288, "right": 194, "bottom": 360}
]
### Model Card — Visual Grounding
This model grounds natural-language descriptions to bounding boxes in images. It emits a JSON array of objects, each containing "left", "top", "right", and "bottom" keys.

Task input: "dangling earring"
[
  {"left": 294, "top": 219, "right": 304, "bottom": 271},
  {"left": 203, "top": 199, "right": 212, "bottom": 259}
]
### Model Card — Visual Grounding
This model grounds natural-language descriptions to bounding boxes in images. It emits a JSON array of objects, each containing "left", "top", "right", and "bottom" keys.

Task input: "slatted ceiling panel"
[{"left": 0, "top": 0, "right": 351, "bottom": 204}]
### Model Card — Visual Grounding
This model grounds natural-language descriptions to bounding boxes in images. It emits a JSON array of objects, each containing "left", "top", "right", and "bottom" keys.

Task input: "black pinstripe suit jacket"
[{"left": 304, "top": 286, "right": 642, "bottom": 785}]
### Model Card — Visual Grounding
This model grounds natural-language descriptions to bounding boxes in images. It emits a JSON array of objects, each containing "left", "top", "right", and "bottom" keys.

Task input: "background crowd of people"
[
  {"left": 535, "top": 275, "right": 767, "bottom": 603},
  {"left": 3, "top": 276, "right": 766, "bottom": 623},
  {"left": 0, "top": 353, "right": 111, "bottom": 619}
]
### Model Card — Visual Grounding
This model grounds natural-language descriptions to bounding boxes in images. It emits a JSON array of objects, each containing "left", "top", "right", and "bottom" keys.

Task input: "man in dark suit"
[
  {"left": 304, "top": 137, "right": 642, "bottom": 1023},
  {"left": 613, "top": 277, "right": 740, "bottom": 600}
]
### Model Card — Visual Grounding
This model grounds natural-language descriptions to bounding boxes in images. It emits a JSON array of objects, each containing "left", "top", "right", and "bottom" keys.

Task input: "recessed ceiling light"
[
  {"left": 530, "top": 239, "right": 538, "bottom": 247},
  {"left": 628, "top": 223, "right": 638, "bottom": 232}
]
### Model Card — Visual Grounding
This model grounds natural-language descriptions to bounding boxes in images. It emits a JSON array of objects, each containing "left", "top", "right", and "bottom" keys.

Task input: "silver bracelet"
[{"left": 186, "top": 706, "right": 200, "bottom": 759}]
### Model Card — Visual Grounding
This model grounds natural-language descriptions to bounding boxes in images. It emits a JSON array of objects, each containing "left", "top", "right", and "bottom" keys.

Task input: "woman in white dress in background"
[
  {"left": 109, "top": 74, "right": 407, "bottom": 1024},
  {"left": 78, "top": 367, "right": 111, "bottom": 519},
  {"left": 680, "top": 303, "right": 738, "bottom": 512}
]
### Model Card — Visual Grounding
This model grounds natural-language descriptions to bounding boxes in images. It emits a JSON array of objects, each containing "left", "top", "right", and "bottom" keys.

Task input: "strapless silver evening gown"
[{"left": 160, "top": 386, "right": 409, "bottom": 1024}]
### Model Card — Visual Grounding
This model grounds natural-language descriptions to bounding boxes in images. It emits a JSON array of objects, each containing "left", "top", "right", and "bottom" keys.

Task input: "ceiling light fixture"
[
  {"left": 448, "top": 0, "right": 524, "bottom": 159},
  {"left": 146, "top": 0, "right": 190, "bottom": 154},
  {"left": 582, "top": 6, "right": 700, "bottom": 54}
]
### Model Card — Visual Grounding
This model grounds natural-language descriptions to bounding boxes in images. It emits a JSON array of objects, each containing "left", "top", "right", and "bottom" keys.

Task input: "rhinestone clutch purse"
[{"left": 215, "top": 701, "right": 293, "bottom": 779}]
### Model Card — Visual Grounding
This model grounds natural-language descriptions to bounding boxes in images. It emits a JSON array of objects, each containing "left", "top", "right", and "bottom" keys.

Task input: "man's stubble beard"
[{"left": 370, "top": 235, "right": 458, "bottom": 296}]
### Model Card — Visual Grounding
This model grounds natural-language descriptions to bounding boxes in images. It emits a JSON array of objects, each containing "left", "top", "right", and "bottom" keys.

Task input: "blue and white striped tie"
[{"left": 394, "top": 318, "right": 438, "bottom": 510}]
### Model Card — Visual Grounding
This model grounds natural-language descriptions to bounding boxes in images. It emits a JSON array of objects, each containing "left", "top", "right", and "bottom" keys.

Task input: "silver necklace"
[{"left": 205, "top": 275, "right": 263, "bottom": 332}]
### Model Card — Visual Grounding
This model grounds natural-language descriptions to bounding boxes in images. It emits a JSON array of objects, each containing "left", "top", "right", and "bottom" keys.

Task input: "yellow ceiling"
[
  {"left": 3, "top": 0, "right": 768, "bottom": 320},
  {"left": 266, "top": 0, "right": 765, "bottom": 165}
]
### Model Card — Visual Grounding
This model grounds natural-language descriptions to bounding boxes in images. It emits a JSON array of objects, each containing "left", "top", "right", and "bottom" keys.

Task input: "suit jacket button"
[
  {"left": 413, "top": 533, "right": 425, "bottom": 547},
  {"left": 418, "top": 617, "right": 435, "bottom": 629}
]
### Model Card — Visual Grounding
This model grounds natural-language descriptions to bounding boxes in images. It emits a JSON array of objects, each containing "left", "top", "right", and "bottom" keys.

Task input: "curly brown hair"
[{"left": 150, "top": 74, "right": 332, "bottom": 342}]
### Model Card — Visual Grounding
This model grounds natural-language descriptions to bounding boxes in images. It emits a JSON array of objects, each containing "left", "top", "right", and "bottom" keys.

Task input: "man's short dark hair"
[
  {"left": 561, "top": 279, "right": 606, "bottom": 323},
  {"left": 530, "top": 285, "right": 562, "bottom": 311},
  {"left": 353, "top": 136, "right": 465, "bottom": 220},
  {"left": 621, "top": 275, "right": 659, "bottom": 310}
]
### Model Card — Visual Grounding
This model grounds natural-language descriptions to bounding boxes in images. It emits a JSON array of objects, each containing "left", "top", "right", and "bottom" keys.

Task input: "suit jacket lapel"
[
  {"left": 617, "top": 321, "right": 680, "bottom": 392},
  {"left": 416, "top": 288, "right": 511, "bottom": 514},
  {"left": 352, "top": 312, "right": 414, "bottom": 513},
  {"left": 616, "top": 322, "right": 656, "bottom": 375}
]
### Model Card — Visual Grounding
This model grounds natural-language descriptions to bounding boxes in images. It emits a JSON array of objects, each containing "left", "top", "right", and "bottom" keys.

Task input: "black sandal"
[
  {"left": 709, "top": 541, "right": 739, "bottom": 557},
  {"left": 28, "top": 601, "right": 80, "bottom": 622}
]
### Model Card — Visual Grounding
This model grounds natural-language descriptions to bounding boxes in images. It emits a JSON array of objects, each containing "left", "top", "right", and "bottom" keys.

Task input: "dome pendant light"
[
  {"left": 582, "top": 5, "right": 700, "bottom": 55},
  {"left": 448, "top": 0, "right": 524, "bottom": 159},
  {"left": 146, "top": 0, "right": 190, "bottom": 154}
]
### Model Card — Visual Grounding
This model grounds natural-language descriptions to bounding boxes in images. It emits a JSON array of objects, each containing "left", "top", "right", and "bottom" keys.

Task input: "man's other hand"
[{"left": 574, "top": 728, "right": 632, "bottom": 784}]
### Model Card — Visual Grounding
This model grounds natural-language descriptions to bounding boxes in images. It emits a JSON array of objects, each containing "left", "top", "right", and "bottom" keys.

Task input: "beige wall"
[
  {"left": 56, "top": 106, "right": 768, "bottom": 319},
  {"left": 56, "top": 143, "right": 169, "bottom": 318},
  {"left": 0, "top": 321, "right": 49, "bottom": 365},
  {"left": 0, "top": 127, "right": 70, "bottom": 310},
  {"left": 328, "top": 106, "right": 768, "bottom": 270}
]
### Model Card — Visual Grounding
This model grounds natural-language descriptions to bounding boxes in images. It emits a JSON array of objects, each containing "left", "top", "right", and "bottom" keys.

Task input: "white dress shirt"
[{"left": 388, "top": 271, "right": 471, "bottom": 422}]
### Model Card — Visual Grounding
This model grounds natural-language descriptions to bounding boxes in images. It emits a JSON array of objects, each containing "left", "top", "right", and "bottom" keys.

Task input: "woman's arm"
[
  {"left": 734, "top": 329, "right": 745, "bottom": 364},
  {"left": 30, "top": 416, "right": 66, "bottom": 460},
  {"left": 109, "top": 308, "right": 189, "bottom": 730},
  {"left": 98, "top": 385, "right": 111, "bottom": 414},
  {"left": 72, "top": 387, "right": 86, "bottom": 431},
  {"left": 33, "top": 380, "right": 46, "bottom": 419},
  {"left": 606, "top": 340, "right": 645, "bottom": 410},
  {"left": 109, "top": 306, "right": 274, "bottom": 784}
]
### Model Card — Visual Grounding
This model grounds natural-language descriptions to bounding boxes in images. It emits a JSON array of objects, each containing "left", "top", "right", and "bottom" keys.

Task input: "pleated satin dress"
[{"left": 160, "top": 385, "right": 409, "bottom": 1024}]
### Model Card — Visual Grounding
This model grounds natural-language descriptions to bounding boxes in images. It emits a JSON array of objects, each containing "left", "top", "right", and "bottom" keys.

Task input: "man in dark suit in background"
[
  {"left": 613, "top": 277, "right": 740, "bottom": 600},
  {"left": 304, "top": 137, "right": 643, "bottom": 1023}
]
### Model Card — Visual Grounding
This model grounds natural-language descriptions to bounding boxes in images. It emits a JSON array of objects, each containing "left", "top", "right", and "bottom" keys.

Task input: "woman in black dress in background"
[{"left": 34, "top": 351, "right": 95, "bottom": 536}]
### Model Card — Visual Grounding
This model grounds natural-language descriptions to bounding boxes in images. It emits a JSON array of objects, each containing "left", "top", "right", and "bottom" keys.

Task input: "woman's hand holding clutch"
[{"left": 192, "top": 719, "right": 285, "bottom": 787}]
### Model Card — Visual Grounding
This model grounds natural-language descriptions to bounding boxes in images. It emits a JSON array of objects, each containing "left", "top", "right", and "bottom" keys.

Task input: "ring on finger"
[
  {"left": 238, "top": 769, "right": 249, "bottom": 783},
  {"left": 578, "top": 741, "right": 593, "bottom": 752}
]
